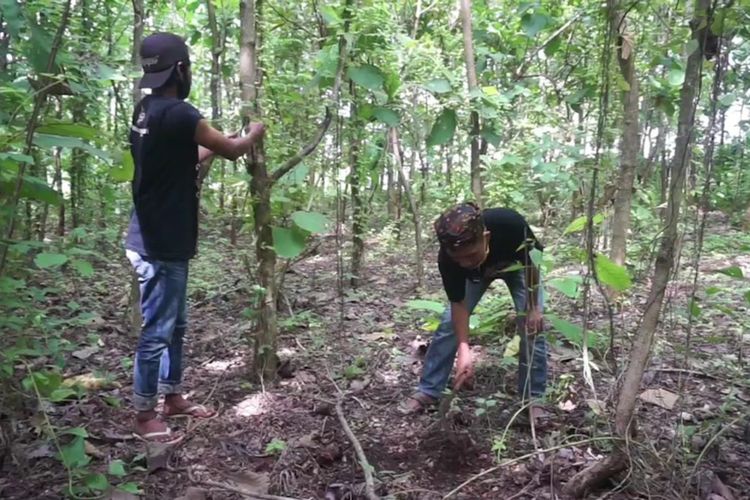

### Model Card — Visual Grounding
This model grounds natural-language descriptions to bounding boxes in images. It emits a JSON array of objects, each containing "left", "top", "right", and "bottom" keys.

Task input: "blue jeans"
[
  {"left": 418, "top": 270, "right": 547, "bottom": 400},
  {"left": 126, "top": 250, "right": 188, "bottom": 411}
]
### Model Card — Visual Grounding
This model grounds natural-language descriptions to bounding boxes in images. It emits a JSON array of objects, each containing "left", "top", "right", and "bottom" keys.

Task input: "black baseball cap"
[{"left": 138, "top": 32, "right": 190, "bottom": 89}]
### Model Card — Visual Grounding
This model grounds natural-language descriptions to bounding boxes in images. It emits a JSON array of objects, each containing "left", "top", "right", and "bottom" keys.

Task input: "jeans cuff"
[
  {"left": 158, "top": 381, "right": 182, "bottom": 395},
  {"left": 133, "top": 392, "right": 159, "bottom": 411},
  {"left": 417, "top": 385, "right": 442, "bottom": 399}
]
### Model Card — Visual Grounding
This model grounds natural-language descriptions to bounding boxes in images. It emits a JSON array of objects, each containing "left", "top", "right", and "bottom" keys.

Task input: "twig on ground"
[
  {"left": 442, "top": 436, "right": 619, "bottom": 499},
  {"left": 335, "top": 393, "right": 379, "bottom": 500},
  {"left": 188, "top": 467, "right": 305, "bottom": 500}
]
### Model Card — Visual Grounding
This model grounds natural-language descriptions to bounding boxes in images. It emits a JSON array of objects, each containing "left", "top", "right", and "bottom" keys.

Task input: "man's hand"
[
  {"left": 453, "top": 343, "right": 474, "bottom": 391},
  {"left": 526, "top": 307, "right": 544, "bottom": 336}
]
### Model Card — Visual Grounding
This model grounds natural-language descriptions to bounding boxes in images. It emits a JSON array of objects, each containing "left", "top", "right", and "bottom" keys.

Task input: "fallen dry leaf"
[
  {"left": 586, "top": 399, "right": 606, "bottom": 416},
  {"left": 72, "top": 345, "right": 99, "bottom": 360},
  {"left": 558, "top": 400, "right": 577, "bottom": 412},
  {"left": 226, "top": 470, "right": 269, "bottom": 495},
  {"left": 85, "top": 440, "right": 105, "bottom": 459},
  {"left": 639, "top": 388, "right": 679, "bottom": 410},
  {"left": 146, "top": 441, "right": 174, "bottom": 473}
]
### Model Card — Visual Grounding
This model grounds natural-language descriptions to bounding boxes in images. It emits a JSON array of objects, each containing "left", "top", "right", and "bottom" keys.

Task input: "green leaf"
[
  {"left": 48, "top": 388, "right": 78, "bottom": 402},
  {"left": 118, "top": 483, "right": 143, "bottom": 495},
  {"left": 548, "top": 277, "right": 581, "bottom": 299},
  {"left": 564, "top": 214, "right": 604, "bottom": 235},
  {"left": 529, "top": 248, "right": 543, "bottom": 267},
  {"left": 480, "top": 128, "right": 501, "bottom": 147},
  {"left": 718, "top": 93, "right": 735, "bottom": 107},
  {"left": 716, "top": 266, "right": 744, "bottom": 279},
  {"left": 272, "top": 226, "right": 307, "bottom": 259},
  {"left": 59, "top": 437, "right": 90, "bottom": 469},
  {"left": 0, "top": 173, "right": 62, "bottom": 206},
  {"left": 84, "top": 473, "right": 109, "bottom": 491},
  {"left": 595, "top": 254, "right": 632, "bottom": 291},
  {"left": 320, "top": 5, "right": 342, "bottom": 26},
  {"left": 744, "top": 290, "right": 750, "bottom": 305},
  {"left": 61, "top": 427, "right": 88, "bottom": 438},
  {"left": 426, "top": 109, "right": 457, "bottom": 147},
  {"left": 384, "top": 72, "right": 401, "bottom": 100},
  {"left": 34, "top": 252, "right": 68, "bottom": 269},
  {"left": 689, "top": 298, "right": 701, "bottom": 318},
  {"left": 705, "top": 286, "right": 722, "bottom": 295},
  {"left": 347, "top": 64, "right": 385, "bottom": 91},
  {"left": 548, "top": 315, "right": 583, "bottom": 345},
  {"left": 373, "top": 106, "right": 400, "bottom": 127},
  {"left": 0, "top": 0, "right": 24, "bottom": 38},
  {"left": 406, "top": 299, "right": 445, "bottom": 314},
  {"left": 110, "top": 150, "right": 134, "bottom": 182},
  {"left": 108, "top": 459, "right": 127, "bottom": 477},
  {"left": 36, "top": 123, "right": 98, "bottom": 141},
  {"left": 668, "top": 67, "right": 685, "bottom": 86},
  {"left": 291, "top": 211, "right": 329, "bottom": 233},
  {"left": 522, "top": 12, "right": 549, "bottom": 38},
  {"left": 423, "top": 78, "right": 452, "bottom": 94},
  {"left": 71, "top": 259, "right": 94, "bottom": 278},
  {"left": 33, "top": 134, "right": 110, "bottom": 161}
]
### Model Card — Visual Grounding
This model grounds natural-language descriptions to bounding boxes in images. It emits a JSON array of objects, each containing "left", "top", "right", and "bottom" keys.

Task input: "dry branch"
[{"left": 335, "top": 394, "right": 379, "bottom": 500}]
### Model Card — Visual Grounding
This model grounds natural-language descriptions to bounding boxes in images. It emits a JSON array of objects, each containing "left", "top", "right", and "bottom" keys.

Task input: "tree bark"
[
  {"left": 0, "top": 13, "right": 9, "bottom": 74},
  {"left": 609, "top": 2, "right": 640, "bottom": 267},
  {"left": 458, "top": 0, "right": 483, "bottom": 205},
  {"left": 391, "top": 128, "right": 423, "bottom": 288},
  {"left": 205, "top": 0, "right": 226, "bottom": 211},
  {"left": 565, "top": 0, "right": 712, "bottom": 495},
  {"left": 349, "top": 82, "right": 365, "bottom": 288},
  {"left": 131, "top": 0, "right": 144, "bottom": 102}
]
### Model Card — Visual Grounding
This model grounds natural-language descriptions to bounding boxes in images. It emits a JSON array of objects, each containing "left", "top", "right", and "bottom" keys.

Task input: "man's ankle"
[{"left": 136, "top": 409, "right": 157, "bottom": 422}]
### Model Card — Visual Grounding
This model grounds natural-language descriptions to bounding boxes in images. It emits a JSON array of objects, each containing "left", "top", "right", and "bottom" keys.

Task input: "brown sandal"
[{"left": 398, "top": 392, "right": 438, "bottom": 415}]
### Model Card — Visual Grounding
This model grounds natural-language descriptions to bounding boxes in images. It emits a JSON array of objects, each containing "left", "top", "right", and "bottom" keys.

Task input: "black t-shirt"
[
  {"left": 438, "top": 208, "right": 543, "bottom": 303},
  {"left": 125, "top": 95, "right": 203, "bottom": 261}
]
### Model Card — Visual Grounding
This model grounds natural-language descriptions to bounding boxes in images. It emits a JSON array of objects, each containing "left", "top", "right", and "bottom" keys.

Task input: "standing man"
[
  {"left": 401, "top": 202, "right": 548, "bottom": 425},
  {"left": 126, "top": 32, "right": 265, "bottom": 442}
]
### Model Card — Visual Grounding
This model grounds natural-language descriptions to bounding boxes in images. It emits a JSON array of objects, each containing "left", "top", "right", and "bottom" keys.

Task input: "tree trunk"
[
  {"left": 565, "top": 1, "right": 712, "bottom": 495},
  {"left": 241, "top": 0, "right": 279, "bottom": 380},
  {"left": 458, "top": 0, "right": 483, "bottom": 205},
  {"left": 387, "top": 152, "right": 396, "bottom": 217},
  {"left": 0, "top": 14, "right": 10, "bottom": 74},
  {"left": 349, "top": 83, "right": 365, "bottom": 288},
  {"left": 131, "top": 0, "right": 144, "bottom": 101},
  {"left": 206, "top": 0, "right": 226, "bottom": 212},
  {"left": 609, "top": 2, "right": 640, "bottom": 267},
  {"left": 391, "top": 128, "right": 423, "bottom": 288}
]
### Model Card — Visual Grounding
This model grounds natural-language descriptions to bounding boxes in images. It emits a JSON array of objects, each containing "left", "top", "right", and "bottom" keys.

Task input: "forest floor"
[{"left": 2, "top": 214, "right": 750, "bottom": 500}]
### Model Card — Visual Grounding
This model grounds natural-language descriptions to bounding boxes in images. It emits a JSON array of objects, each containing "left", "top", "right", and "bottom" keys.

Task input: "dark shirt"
[
  {"left": 438, "top": 208, "right": 543, "bottom": 303},
  {"left": 125, "top": 95, "right": 203, "bottom": 261}
]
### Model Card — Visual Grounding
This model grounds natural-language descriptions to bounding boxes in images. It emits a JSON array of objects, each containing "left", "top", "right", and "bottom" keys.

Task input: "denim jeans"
[
  {"left": 126, "top": 250, "right": 188, "bottom": 411},
  {"left": 418, "top": 269, "right": 547, "bottom": 400}
]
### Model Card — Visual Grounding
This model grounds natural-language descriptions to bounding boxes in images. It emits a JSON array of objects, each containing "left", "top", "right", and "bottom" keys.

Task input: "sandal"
[
  {"left": 398, "top": 392, "right": 438, "bottom": 415},
  {"left": 163, "top": 403, "right": 217, "bottom": 419},
  {"left": 133, "top": 418, "right": 183, "bottom": 444}
]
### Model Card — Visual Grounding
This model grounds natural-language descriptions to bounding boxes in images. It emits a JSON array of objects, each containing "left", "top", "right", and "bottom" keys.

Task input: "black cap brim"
[{"left": 138, "top": 65, "right": 174, "bottom": 89}]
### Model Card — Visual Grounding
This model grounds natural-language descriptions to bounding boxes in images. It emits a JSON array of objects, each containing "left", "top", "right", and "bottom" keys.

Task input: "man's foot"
[
  {"left": 163, "top": 394, "right": 217, "bottom": 418},
  {"left": 134, "top": 411, "right": 183, "bottom": 443},
  {"left": 398, "top": 392, "right": 438, "bottom": 415}
]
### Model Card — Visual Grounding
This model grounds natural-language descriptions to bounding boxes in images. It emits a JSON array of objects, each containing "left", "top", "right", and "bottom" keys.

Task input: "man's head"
[
  {"left": 434, "top": 202, "right": 490, "bottom": 269},
  {"left": 139, "top": 32, "right": 192, "bottom": 99}
]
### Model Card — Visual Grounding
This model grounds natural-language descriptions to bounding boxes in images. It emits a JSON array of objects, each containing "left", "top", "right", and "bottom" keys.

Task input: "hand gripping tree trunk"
[
  {"left": 609, "top": 0, "right": 640, "bottom": 267},
  {"left": 240, "top": 0, "right": 348, "bottom": 379},
  {"left": 458, "top": 0, "right": 483, "bottom": 205},
  {"left": 564, "top": 0, "right": 712, "bottom": 496}
]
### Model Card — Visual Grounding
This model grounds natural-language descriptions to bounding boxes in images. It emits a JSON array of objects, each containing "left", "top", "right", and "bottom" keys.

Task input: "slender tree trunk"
[
  {"left": 387, "top": 152, "right": 396, "bottom": 217},
  {"left": 458, "top": 0, "right": 483, "bottom": 205},
  {"left": 444, "top": 144, "right": 452, "bottom": 186},
  {"left": 54, "top": 146, "right": 65, "bottom": 237},
  {"left": 0, "top": 14, "right": 9, "bottom": 74},
  {"left": 206, "top": 0, "right": 226, "bottom": 212},
  {"left": 565, "top": 1, "right": 712, "bottom": 495},
  {"left": 609, "top": 2, "right": 640, "bottom": 267},
  {"left": 131, "top": 0, "right": 144, "bottom": 101},
  {"left": 349, "top": 83, "right": 365, "bottom": 288},
  {"left": 391, "top": 128, "right": 423, "bottom": 288}
]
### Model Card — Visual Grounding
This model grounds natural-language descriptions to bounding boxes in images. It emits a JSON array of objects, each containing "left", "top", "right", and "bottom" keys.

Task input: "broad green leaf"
[
  {"left": 529, "top": 248, "right": 543, "bottom": 267},
  {"left": 482, "top": 86, "right": 499, "bottom": 96},
  {"left": 59, "top": 437, "right": 90, "bottom": 469},
  {"left": 705, "top": 286, "right": 722, "bottom": 295},
  {"left": 108, "top": 460, "right": 127, "bottom": 477},
  {"left": 718, "top": 93, "right": 735, "bottom": 107},
  {"left": 34, "top": 252, "right": 68, "bottom": 268},
  {"left": 84, "top": 473, "right": 109, "bottom": 491},
  {"left": 668, "top": 67, "right": 685, "bottom": 86},
  {"left": 71, "top": 259, "right": 94, "bottom": 278},
  {"left": 406, "top": 299, "right": 445, "bottom": 314},
  {"left": 33, "top": 134, "right": 110, "bottom": 161},
  {"left": 384, "top": 72, "right": 401, "bottom": 100},
  {"left": 0, "top": 0, "right": 24, "bottom": 38},
  {"left": 61, "top": 427, "right": 88, "bottom": 438},
  {"left": 0, "top": 174, "right": 62, "bottom": 206},
  {"left": 716, "top": 266, "right": 743, "bottom": 279},
  {"left": 373, "top": 106, "right": 400, "bottom": 127},
  {"left": 426, "top": 109, "right": 457, "bottom": 147},
  {"left": 48, "top": 388, "right": 78, "bottom": 402},
  {"left": 685, "top": 39, "right": 699, "bottom": 57},
  {"left": 0, "top": 152, "right": 34, "bottom": 164},
  {"left": 522, "top": 12, "right": 549, "bottom": 38},
  {"left": 564, "top": 214, "right": 604, "bottom": 235},
  {"left": 347, "top": 64, "right": 385, "bottom": 91},
  {"left": 291, "top": 211, "right": 329, "bottom": 233},
  {"left": 110, "top": 150, "right": 134, "bottom": 182},
  {"left": 423, "top": 78, "right": 452, "bottom": 94},
  {"left": 595, "top": 254, "right": 632, "bottom": 291},
  {"left": 689, "top": 299, "right": 701, "bottom": 318},
  {"left": 480, "top": 128, "right": 501, "bottom": 147},
  {"left": 118, "top": 483, "right": 143, "bottom": 495},
  {"left": 549, "top": 315, "right": 583, "bottom": 345},
  {"left": 548, "top": 277, "right": 581, "bottom": 299},
  {"left": 36, "top": 123, "right": 98, "bottom": 141},
  {"left": 272, "top": 226, "right": 307, "bottom": 259},
  {"left": 320, "top": 5, "right": 342, "bottom": 26}
]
